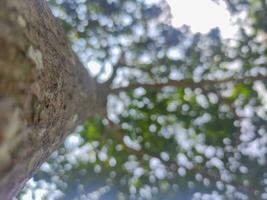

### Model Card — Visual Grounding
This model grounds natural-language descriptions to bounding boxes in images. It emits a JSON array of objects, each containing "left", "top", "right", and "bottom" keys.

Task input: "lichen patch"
[
  {"left": 0, "top": 144, "right": 11, "bottom": 172},
  {"left": 27, "top": 46, "right": 44, "bottom": 70},
  {"left": 5, "top": 108, "right": 21, "bottom": 140},
  {"left": 17, "top": 15, "right": 26, "bottom": 28},
  {"left": 72, "top": 114, "right": 78, "bottom": 123},
  {"left": 66, "top": 114, "right": 78, "bottom": 128}
]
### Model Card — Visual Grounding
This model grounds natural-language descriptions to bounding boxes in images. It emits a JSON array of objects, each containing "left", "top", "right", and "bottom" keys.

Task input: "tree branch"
[{"left": 109, "top": 75, "right": 267, "bottom": 94}]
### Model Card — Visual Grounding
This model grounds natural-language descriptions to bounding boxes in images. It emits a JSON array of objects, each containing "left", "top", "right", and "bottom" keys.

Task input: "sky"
[
  {"left": 166, "top": 0, "right": 236, "bottom": 38},
  {"left": 88, "top": 0, "right": 236, "bottom": 76}
]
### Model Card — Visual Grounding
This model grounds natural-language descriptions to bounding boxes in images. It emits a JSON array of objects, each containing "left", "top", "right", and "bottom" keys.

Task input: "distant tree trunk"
[{"left": 0, "top": 0, "right": 106, "bottom": 199}]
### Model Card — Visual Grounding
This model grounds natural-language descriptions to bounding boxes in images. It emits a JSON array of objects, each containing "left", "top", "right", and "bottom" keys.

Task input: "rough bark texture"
[{"left": 0, "top": 0, "right": 105, "bottom": 199}]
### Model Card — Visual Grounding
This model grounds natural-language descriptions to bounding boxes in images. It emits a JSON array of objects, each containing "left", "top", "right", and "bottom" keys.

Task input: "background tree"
[{"left": 16, "top": 0, "right": 267, "bottom": 200}]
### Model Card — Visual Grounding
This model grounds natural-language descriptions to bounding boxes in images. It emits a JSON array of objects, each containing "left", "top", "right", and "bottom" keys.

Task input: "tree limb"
[{"left": 109, "top": 74, "right": 267, "bottom": 94}]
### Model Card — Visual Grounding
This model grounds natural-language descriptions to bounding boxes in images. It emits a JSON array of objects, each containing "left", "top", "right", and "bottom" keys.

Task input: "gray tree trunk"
[{"left": 0, "top": 0, "right": 105, "bottom": 199}]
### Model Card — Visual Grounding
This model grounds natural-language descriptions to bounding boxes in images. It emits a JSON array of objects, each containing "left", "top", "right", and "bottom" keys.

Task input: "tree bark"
[{"left": 0, "top": 0, "right": 106, "bottom": 199}]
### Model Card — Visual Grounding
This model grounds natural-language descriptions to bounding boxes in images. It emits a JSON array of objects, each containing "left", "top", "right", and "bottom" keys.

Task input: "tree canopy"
[{"left": 19, "top": 0, "right": 267, "bottom": 199}]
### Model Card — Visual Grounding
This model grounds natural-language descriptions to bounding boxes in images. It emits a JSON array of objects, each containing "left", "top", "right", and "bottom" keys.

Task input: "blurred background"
[{"left": 17, "top": 0, "right": 267, "bottom": 199}]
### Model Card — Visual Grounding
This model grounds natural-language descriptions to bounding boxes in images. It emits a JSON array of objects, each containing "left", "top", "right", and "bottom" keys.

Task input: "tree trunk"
[{"left": 0, "top": 0, "right": 106, "bottom": 199}]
